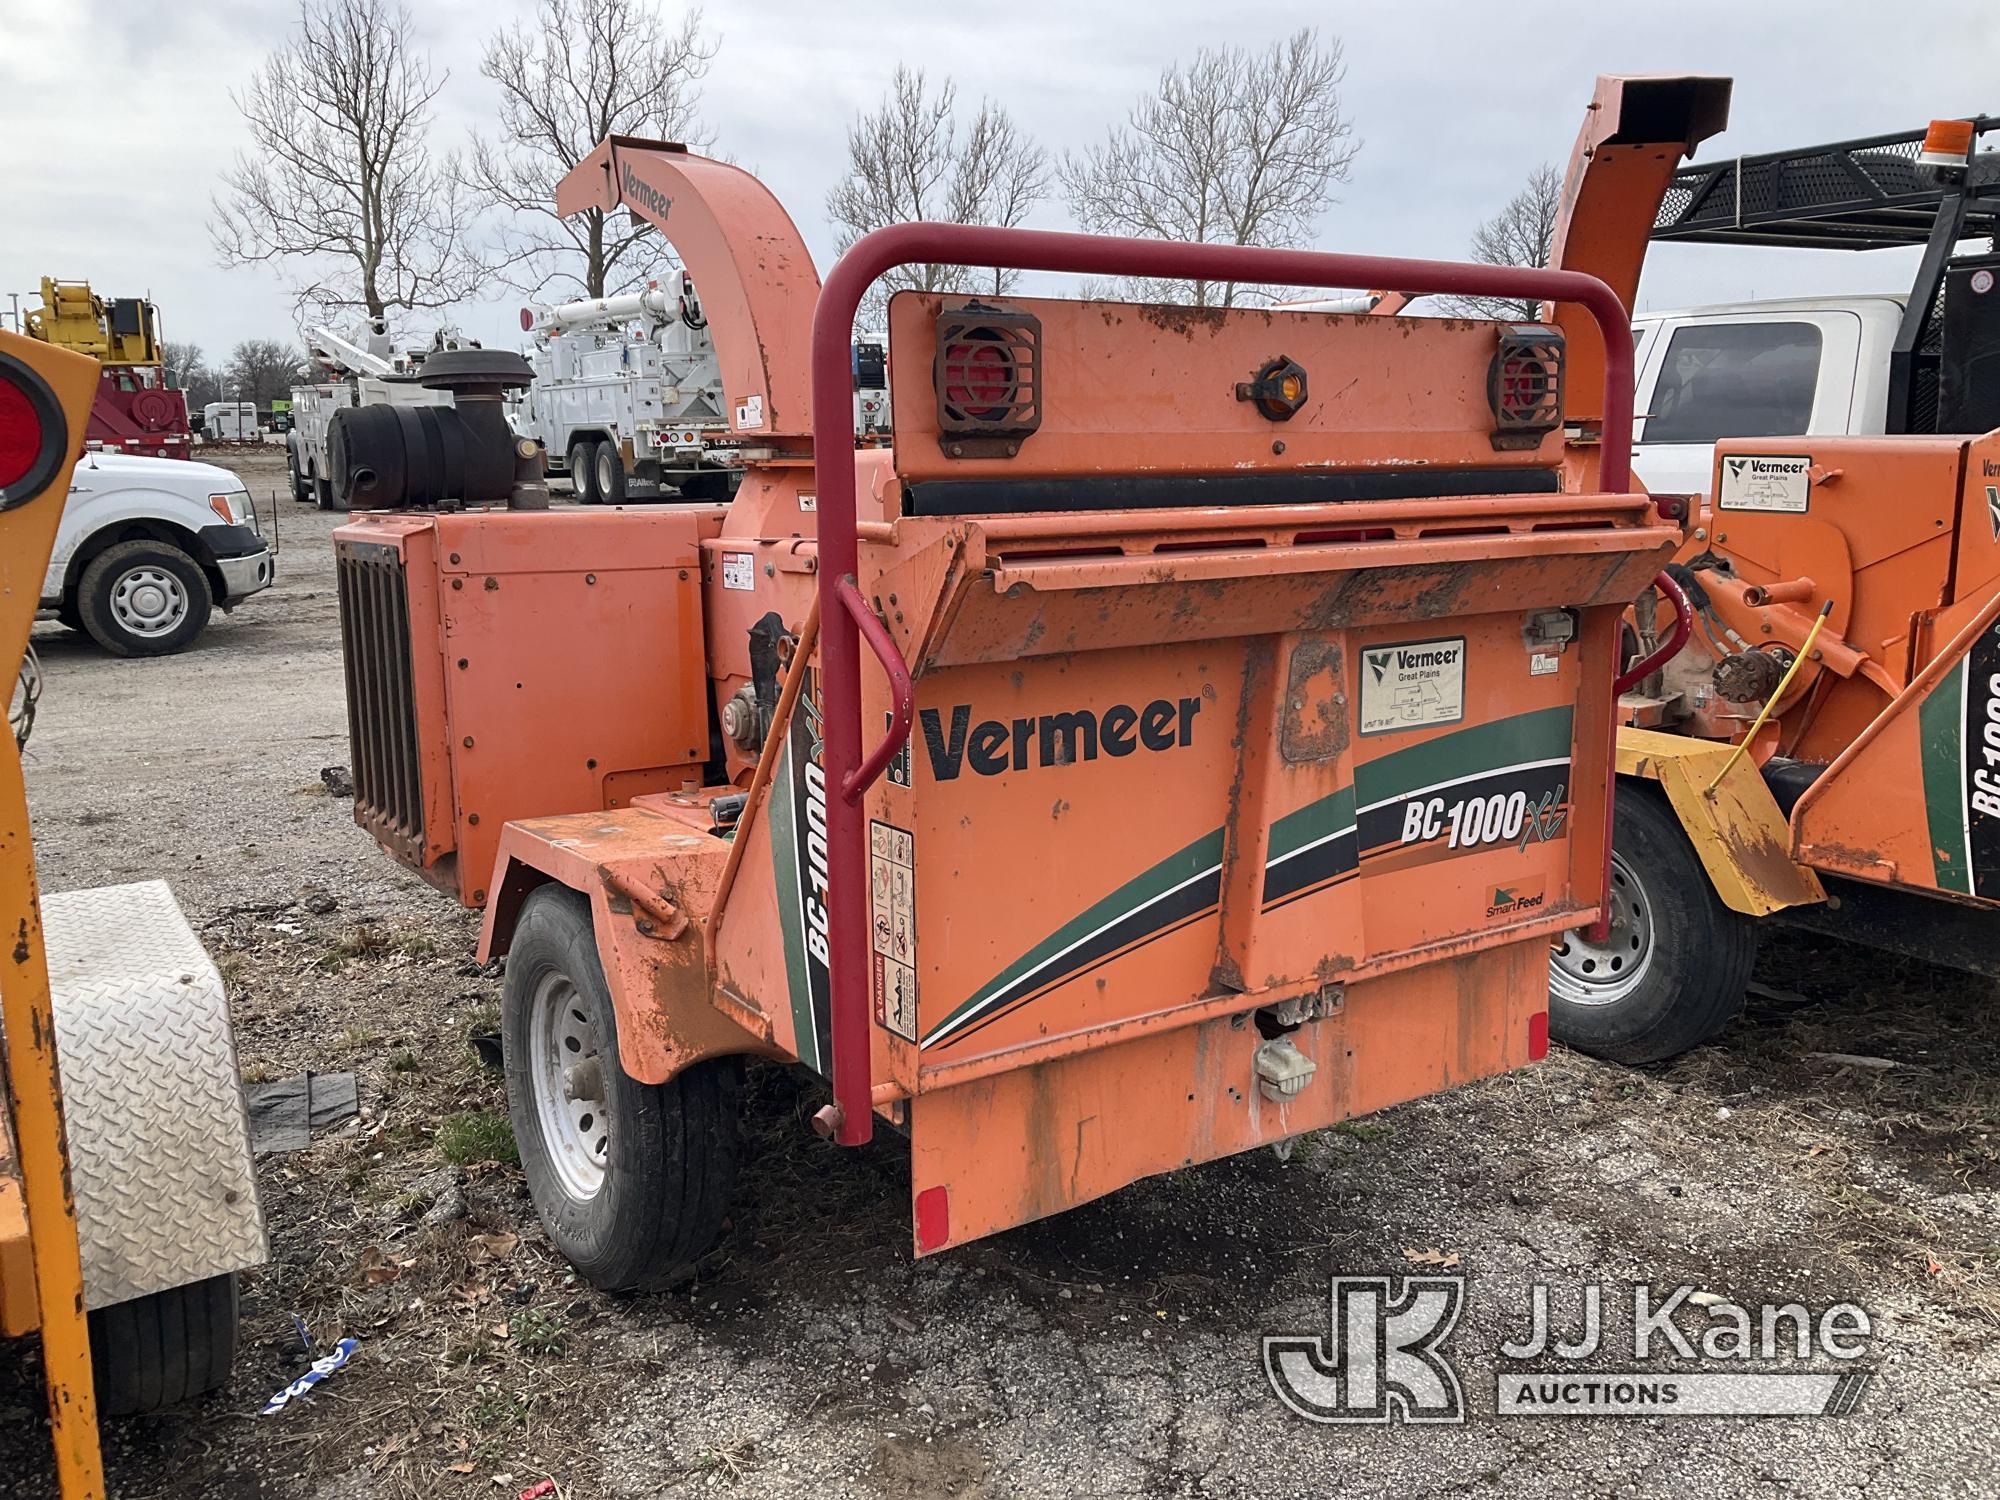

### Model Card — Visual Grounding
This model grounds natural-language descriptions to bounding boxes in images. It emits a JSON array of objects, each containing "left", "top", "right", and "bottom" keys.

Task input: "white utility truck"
[
  {"left": 1631, "top": 295, "right": 1916, "bottom": 496},
  {"left": 517, "top": 274, "right": 736, "bottom": 503},
  {"left": 517, "top": 274, "right": 896, "bottom": 505},
  {"left": 1630, "top": 114, "right": 1999, "bottom": 493},
  {"left": 287, "top": 323, "right": 463, "bottom": 509},
  {"left": 44, "top": 451, "right": 273, "bottom": 655}
]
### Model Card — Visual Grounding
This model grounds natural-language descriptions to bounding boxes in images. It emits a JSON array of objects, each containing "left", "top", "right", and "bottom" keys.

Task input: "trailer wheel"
[
  {"left": 594, "top": 440, "right": 627, "bottom": 506},
  {"left": 502, "top": 885, "right": 740, "bottom": 1291},
  {"left": 78, "top": 540, "right": 213, "bottom": 657},
  {"left": 1548, "top": 785, "right": 1758, "bottom": 1064},
  {"left": 569, "top": 441, "right": 599, "bottom": 504},
  {"left": 89, "top": 1272, "right": 240, "bottom": 1416}
]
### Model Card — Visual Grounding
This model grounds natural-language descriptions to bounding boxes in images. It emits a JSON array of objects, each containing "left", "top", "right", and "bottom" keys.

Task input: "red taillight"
[
  {"left": 0, "top": 378, "right": 40, "bottom": 489},
  {"left": 933, "top": 301, "right": 1042, "bottom": 454},
  {"left": 1527, "top": 1010, "right": 1550, "bottom": 1061},
  {"left": 0, "top": 352, "right": 69, "bottom": 509},
  {"left": 1487, "top": 325, "right": 1565, "bottom": 451},
  {"left": 944, "top": 338, "right": 1015, "bottom": 419}
]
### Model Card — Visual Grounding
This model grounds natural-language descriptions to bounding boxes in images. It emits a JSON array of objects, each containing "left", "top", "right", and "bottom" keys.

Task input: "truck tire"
[
  {"left": 314, "top": 472, "right": 336, "bottom": 510},
  {"left": 594, "top": 440, "right": 628, "bottom": 506},
  {"left": 78, "top": 540, "right": 213, "bottom": 657},
  {"left": 89, "top": 1273, "right": 240, "bottom": 1415},
  {"left": 569, "top": 441, "right": 599, "bottom": 504},
  {"left": 287, "top": 445, "right": 311, "bottom": 503},
  {"left": 502, "top": 885, "right": 740, "bottom": 1292},
  {"left": 1548, "top": 784, "right": 1758, "bottom": 1064}
]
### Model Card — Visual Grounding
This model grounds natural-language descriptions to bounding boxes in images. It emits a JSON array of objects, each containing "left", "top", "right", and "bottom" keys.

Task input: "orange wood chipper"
[
  {"left": 1523, "top": 78, "right": 2000, "bottom": 1063},
  {"left": 330, "top": 131, "right": 1689, "bottom": 1286}
]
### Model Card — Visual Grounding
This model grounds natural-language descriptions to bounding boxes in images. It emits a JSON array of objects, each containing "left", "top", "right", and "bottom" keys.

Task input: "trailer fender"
[
  {"left": 478, "top": 809, "right": 777, "bottom": 1084},
  {"left": 1615, "top": 727, "right": 1824, "bottom": 916},
  {"left": 38, "top": 881, "right": 267, "bottom": 1314}
]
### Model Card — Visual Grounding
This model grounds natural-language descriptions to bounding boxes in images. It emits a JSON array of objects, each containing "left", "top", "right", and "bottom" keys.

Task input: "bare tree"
[
  {"left": 162, "top": 342, "right": 224, "bottom": 408},
  {"left": 827, "top": 67, "right": 1049, "bottom": 319},
  {"left": 1440, "top": 163, "right": 1564, "bottom": 319},
  {"left": 161, "top": 341, "right": 206, "bottom": 392},
  {"left": 467, "top": 0, "right": 716, "bottom": 301},
  {"left": 1061, "top": 30, "right": 1358, "bottom": 308},
  {"left": 211, "top": 0, "right": 483, "bottom": 322},
  {"left": 223, "top": 340, "right": 307, "bottom": 407}
]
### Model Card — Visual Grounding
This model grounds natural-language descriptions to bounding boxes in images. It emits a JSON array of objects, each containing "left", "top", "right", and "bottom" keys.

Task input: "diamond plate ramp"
[{"left": 39, "top": 880, "right": 266, "bottom": 1309}]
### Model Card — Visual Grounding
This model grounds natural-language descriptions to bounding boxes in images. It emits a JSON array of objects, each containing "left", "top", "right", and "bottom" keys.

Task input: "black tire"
[
  {"left": 56, "top": 601, "right": 84, "bottom": 632},
  {"left": 502, "top": 886, "right": 740, "bottom": 1291},
  {"left": 287, "top": 445, "right": 310, "bottom": 503},
  {"left": 1549, "top": 783, "right": 1759, "bottom": 1064},
  {"left": 594, "top": 439, "right": 627, "bottom": 506},
  {"left": 314, "top": 471, "right": 336, "bottom": 510},
  {"left": 89, "top": 1273, "right": 239, "bottom": 1416},
  {"left": 77, "top": 540, "right": 213, "bottom": 657},
  {"left": 569, "top": 441, "right": 600, "bottom": 504}
]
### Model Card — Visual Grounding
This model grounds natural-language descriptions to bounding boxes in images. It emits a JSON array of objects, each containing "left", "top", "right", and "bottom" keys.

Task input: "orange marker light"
[{"left": 1918, "top": 118, "right": 1976, "bottom": 168}]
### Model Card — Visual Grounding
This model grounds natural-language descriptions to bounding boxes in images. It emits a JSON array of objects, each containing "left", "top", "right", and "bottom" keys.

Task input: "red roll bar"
[
  {"left": 808, "top": 224, "right": 1637, "bottom": 1146},
  {"left": 1613, "top": 571, "right": 1695, "bottom": 696}
]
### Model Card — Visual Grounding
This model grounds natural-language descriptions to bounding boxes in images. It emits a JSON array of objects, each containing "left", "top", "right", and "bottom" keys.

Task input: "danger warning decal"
[
  {"left": 1920, "top": 617, "right": 2000, "bottom": 901},
  {"left": 870, "top": 820, "right": 918, "bottom": 1041}
]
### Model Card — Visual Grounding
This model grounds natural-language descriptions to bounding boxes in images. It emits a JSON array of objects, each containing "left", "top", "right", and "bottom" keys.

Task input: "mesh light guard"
[
  {"left": 1487, "top": 324, "right": 1565, "bottom": 451},
  {"left": 933, "top": 302, "right": 1042, "bottom": 454}
]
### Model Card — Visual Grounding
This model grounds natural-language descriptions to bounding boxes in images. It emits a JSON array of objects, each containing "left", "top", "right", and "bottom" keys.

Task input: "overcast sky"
[{"left": 4, "top": 0, "right": 1997, "bottom": 361}]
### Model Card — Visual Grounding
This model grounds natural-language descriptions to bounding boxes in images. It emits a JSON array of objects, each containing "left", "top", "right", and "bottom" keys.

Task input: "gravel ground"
[{"left": 1, "top": 448, "right": 1996, "bottom": 1498}]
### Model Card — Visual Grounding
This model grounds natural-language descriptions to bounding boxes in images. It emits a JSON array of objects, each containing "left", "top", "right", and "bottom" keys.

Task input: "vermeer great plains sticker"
[
  {"left": 1359, "top": 637, "right": 1466, "bottom": 736},
  {"left": 1719, "top": 454, "right": 1811, "bottom": 513}
]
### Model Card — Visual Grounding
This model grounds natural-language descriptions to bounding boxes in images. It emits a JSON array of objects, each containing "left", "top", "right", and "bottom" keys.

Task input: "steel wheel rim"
[
  {"left": 527, "top": 971, "right": 609, "bottom": 1200},
  {"left": 1550, "top": 851, "right": 1655, "bottom": 1006},
  {"left": 110, "top": 566, "right": 188, "bottom": 637}
]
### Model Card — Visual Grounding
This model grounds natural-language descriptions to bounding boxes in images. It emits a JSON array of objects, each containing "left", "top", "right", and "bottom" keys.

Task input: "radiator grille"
[{"left": 335, "top": 541, "right": 425, "bottom": 861}]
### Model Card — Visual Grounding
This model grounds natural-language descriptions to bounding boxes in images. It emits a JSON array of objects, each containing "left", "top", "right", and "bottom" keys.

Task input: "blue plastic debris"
[{"left": 261, "top": 1336, "right": 360, "bottom": 1414}]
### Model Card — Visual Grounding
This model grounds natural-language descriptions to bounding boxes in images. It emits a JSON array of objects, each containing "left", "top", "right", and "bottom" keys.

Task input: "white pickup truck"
[
  {"left": 45, "top": 451, "right": 274, "bottom": 655},
  {"left": 1630, "top": 294, "right": 1911, "bottom": 496}
]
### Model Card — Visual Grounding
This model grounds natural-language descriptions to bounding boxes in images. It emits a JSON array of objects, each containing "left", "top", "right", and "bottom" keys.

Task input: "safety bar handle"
[
  {"left": 1587, "top": 569, "right": 1696, "bottom": 945},
  {"left": 1613, "top": 570, "right": 1694, "bottom": 695},
  {"left": 809, "top": 223, "right": 1638, "bottom": 1148},
  {"left": 835, "top": 576, "right": 915, "bottom": 803}
]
